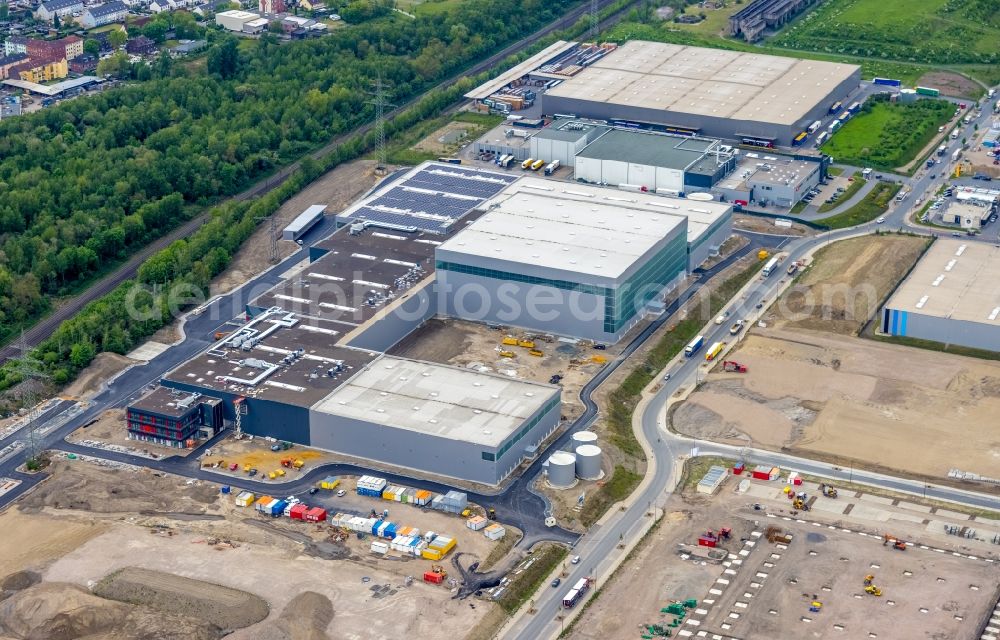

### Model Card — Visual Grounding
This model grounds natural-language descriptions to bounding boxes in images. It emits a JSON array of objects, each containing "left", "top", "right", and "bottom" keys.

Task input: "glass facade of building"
[{"left": 437, "top": 229, "right": 686, "bottom": 335}]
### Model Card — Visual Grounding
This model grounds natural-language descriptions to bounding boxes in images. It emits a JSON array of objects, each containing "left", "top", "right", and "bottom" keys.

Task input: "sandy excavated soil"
[
  {"left": 917, "top": 71, "right": 982, "bottom": 99},
  {"left": 0, "top": 509, "right": 107, "bottom": 579},
  {"left": 94, "top": 567, "right": 269, "bottom": 631},
  {"left": 19, "top": 460, "right": 219, "bottom": 514},
  {"left": 0, "top": 581, "right": 224, "bottom": 640},
  {"left": 60, "top": 353, "right": 137, "bottom": 400},
  {"left": 733, "top": 214, "right": 811, "bottom": 236},
  {"left": 774, "top": 235, "right": 928, "bottom": 335},
  {"left": 675, "top": 329, "right": 1000, "bottom": 478}
]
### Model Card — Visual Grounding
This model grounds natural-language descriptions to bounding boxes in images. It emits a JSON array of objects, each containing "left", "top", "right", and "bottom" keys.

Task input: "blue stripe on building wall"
[
  {"left": 890, "top": 309, "right": 899, "bottom": 335},
  {"left": 899, "top": 310, "right": 907, "bottom": 336}
]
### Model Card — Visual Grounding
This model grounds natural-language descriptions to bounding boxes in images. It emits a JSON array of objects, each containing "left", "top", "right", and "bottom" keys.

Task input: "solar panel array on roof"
[{"left": 344, "top": 163, "right": 516, "bottom": 233}]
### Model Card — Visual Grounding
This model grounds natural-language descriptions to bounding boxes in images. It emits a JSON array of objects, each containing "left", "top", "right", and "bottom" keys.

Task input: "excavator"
[
  {"left": 883, "top": 534, "right": 907, "bottom": 550},
  {"left": 819, "top": 483, "right": 838, "bottom": 498},
  {"left": 863, "top": 574, "right": 882, "bottom": 596}
]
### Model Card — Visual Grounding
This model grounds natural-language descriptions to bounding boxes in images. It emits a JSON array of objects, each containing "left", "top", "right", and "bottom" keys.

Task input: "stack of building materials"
[
  {"left": 235, "top": 491, "right": 255, "bottom": 507},
  {"left": 467, "top": 515, "right": 488, "bottom": 531},
  {"left": 484, "top": 524, "right": 506, "bottom": 540},
  {"left": 357, "top": 475, "right": 387, "bottom": 497}
]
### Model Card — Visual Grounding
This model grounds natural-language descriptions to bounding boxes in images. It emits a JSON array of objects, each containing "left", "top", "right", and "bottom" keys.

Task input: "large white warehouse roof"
[
  {"left": 545, "top": 40, "right": 859, "bottom": 126},
  {"left": 437, "top": 177, "right": 730, "bottom": 280},
  {"left": 312, "top": 356, "right": 558, "bottom": 447},
  {"left": 885, "top": 239, "right": 1000, "bottom": 324}
]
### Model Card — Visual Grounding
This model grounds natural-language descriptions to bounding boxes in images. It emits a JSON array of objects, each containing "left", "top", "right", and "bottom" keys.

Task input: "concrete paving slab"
[
  {"left": 857, "top": 494, "right": 894, "bottom": 505},
  {"left": 935, "top": 509, "right": 971, "bottom": 521},
  {"left": 846, "top": 503, "right": 891, "bottom": 522},
  {"left": 897, "top": 501, "right": 933, "bottom": 513},
  {"left": 888, "top": 511, "right": 926, "bottom": 524},
  {"left": 811, "top": 499, "right": 848, "bottom": 515},
  {"left": 744, "top": 484, "right": 781, "bottom": 499},
  {"left": 127, "top": 341, "right": 170, "bottom": 362}
]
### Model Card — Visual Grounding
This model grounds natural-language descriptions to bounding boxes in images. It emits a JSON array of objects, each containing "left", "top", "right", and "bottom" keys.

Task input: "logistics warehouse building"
[
  {"left": 155, "top": 309, "right": 561, "bottom": 485},
  {"left": 540, "top": 41, "right": 860, "bottom": 146},
  {"left": 881, "top": 240, "right": 1000, "bottom": 352},
  {"left": 130, "top": 161, "right": 730, "bottom": 484},
  {"left": 435, "top": 178, "right": 731, "bottom": 343}
]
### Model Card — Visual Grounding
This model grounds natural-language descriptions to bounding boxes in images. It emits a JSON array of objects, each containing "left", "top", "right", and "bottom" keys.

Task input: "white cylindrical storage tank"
[
  {"left": 571, "top": 430, "right": 598, "bottom": 447},
  {"left": 575, "top": 444, "right": 602, "bottom": 480},
  {"left": 547, "top": 451, "right": 577, "bottom": 488}
]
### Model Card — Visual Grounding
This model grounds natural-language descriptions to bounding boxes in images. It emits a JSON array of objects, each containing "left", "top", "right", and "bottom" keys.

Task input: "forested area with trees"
[
  {"left": 0, "top": 0, "right": 576, "bottom": 347},
  {"left": 0, "top": 0, "right": 582, "bottom": 396}
]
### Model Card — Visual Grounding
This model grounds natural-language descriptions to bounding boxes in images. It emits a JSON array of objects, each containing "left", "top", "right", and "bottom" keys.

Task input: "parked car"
[
  {"left": 309, "top": 487, "right": 319, "bottom": 495},
  {"left": 336, "top": 489, "right": 346, "bottom": 497},
  {"left": 551, "top": 578, "right": 561, "bottom": 588},
  {"left": 571, "top": 555, "right": 581, "bottom": 564},
  {"left": 876, "top": 217, "right": 885, "bottom": 224}
]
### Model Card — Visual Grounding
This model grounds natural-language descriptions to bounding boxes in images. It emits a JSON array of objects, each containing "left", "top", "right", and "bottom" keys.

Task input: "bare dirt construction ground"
[
  {"left": 568, "top": 468, "right": 1000, "bottom": 640},
  {"left": 413, "top": 121, "right": 472, "bottom": 155},
  {"left": 733, "top": 214, "right": 811, "bottom": 236},
  {"left": 676, "top": 329, "right": 1000, "bottom": 479},
  {"left": 60, "top": 352, "right": 138, "bottom": 400},
  {"left": 94, "top": 566, "right": 269, "bottom": 630},
  {"left": 210, "top": 159, "right": 384, "bottom": 296},
  {"left": 67, "top": 408, "right": 193, "bottom": 458},
  {"left": 0, "top": 459, "right": 491, "bottom": 640},
  {"left": 774, "top": 234, "right": 928, "bottom": 335},
  {"left": 917, "top": 71, "right": 982, "bottom": 99},
  {"left": 198, "top": 437, "right": 339, "bottom": 484},
  {"left": 389, "top": 317, "right": 613, "bottom": 425}
]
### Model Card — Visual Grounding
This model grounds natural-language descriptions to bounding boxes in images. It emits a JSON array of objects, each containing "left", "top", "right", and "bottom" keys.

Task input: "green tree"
[
  {"left": 0, "top": 3, "right": 10, "bottom": 20},
  {"left": 207, "top": 37, "right": 239, "bottom": 79},
  {"left": 84, "top": 38, "right": 101, "bottom": 56},
  {"left": 108, "top": 28, "right": 127, "bottom": 49},
  {"left": 69, "top": 341, "right": 96, "bottom": 369},
  {"left": 53, "top": 12, "right": 60, "bottom": 28},
  {"left": 142, "top": 21, "right": 168, "bottom": 42}
]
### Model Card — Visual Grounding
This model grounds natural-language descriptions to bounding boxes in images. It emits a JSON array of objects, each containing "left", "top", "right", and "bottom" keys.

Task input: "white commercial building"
[
  {"left": 435, "top": 178, "right": 732, "bottom": 343},
  {"left": 216, "top": 9, "right": 260, "bottom": 31}
]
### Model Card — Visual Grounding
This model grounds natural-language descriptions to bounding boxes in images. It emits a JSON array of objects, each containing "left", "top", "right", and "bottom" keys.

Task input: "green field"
[
  {"left": 819, "top": 181, "right": 902, "bottom": 229},
  {"left": 395, "top": 0, "right": 465, "bottom": 16},
  {"left": 771, "top": 0, "right": 1000, "bottom": 65},
  {"left": 820, "top": 98, "right": 953, "bottom": 170},
  {"left": 604, "top": 22, "right": 934, "bottom": 84}
]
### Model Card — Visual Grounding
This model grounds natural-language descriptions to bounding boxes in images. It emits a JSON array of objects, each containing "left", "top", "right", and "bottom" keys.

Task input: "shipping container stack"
[{"left": 357, "top": 475, "right": 388, "bottom": 497}]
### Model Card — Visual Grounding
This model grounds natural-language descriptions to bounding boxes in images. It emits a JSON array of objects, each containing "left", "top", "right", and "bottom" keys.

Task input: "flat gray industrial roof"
[
  {"left": 545, "top": 40, "right": 858, "bottom": 126},
  {"left": 164, "top": 310, "right": 379, "bottom": 407},
  {"left": 533, "top": 127, "right": 590, "bottom": 142},
  {"left": 436, "top": 177, "right": 730, "bottom": 280},
  {"left": 884, "top": 239, "right": 1000, "bottom": 325},
  {"left": 313, "top": 356, "right": 559, "bottom": 447},
  {"left": 577, "top": 129, "right": 720, "bottom": 171},
  {"left": 130, "top": 386, "right": 210, "bottom": 418}
]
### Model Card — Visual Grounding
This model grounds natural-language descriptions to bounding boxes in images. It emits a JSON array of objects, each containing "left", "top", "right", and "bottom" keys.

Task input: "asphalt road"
[
  {"left": 503, "top": 115, "right": 1000, "bottom": 636},
  {"left": 0, "top": 0, "right": 633, "bottom": 365}
]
